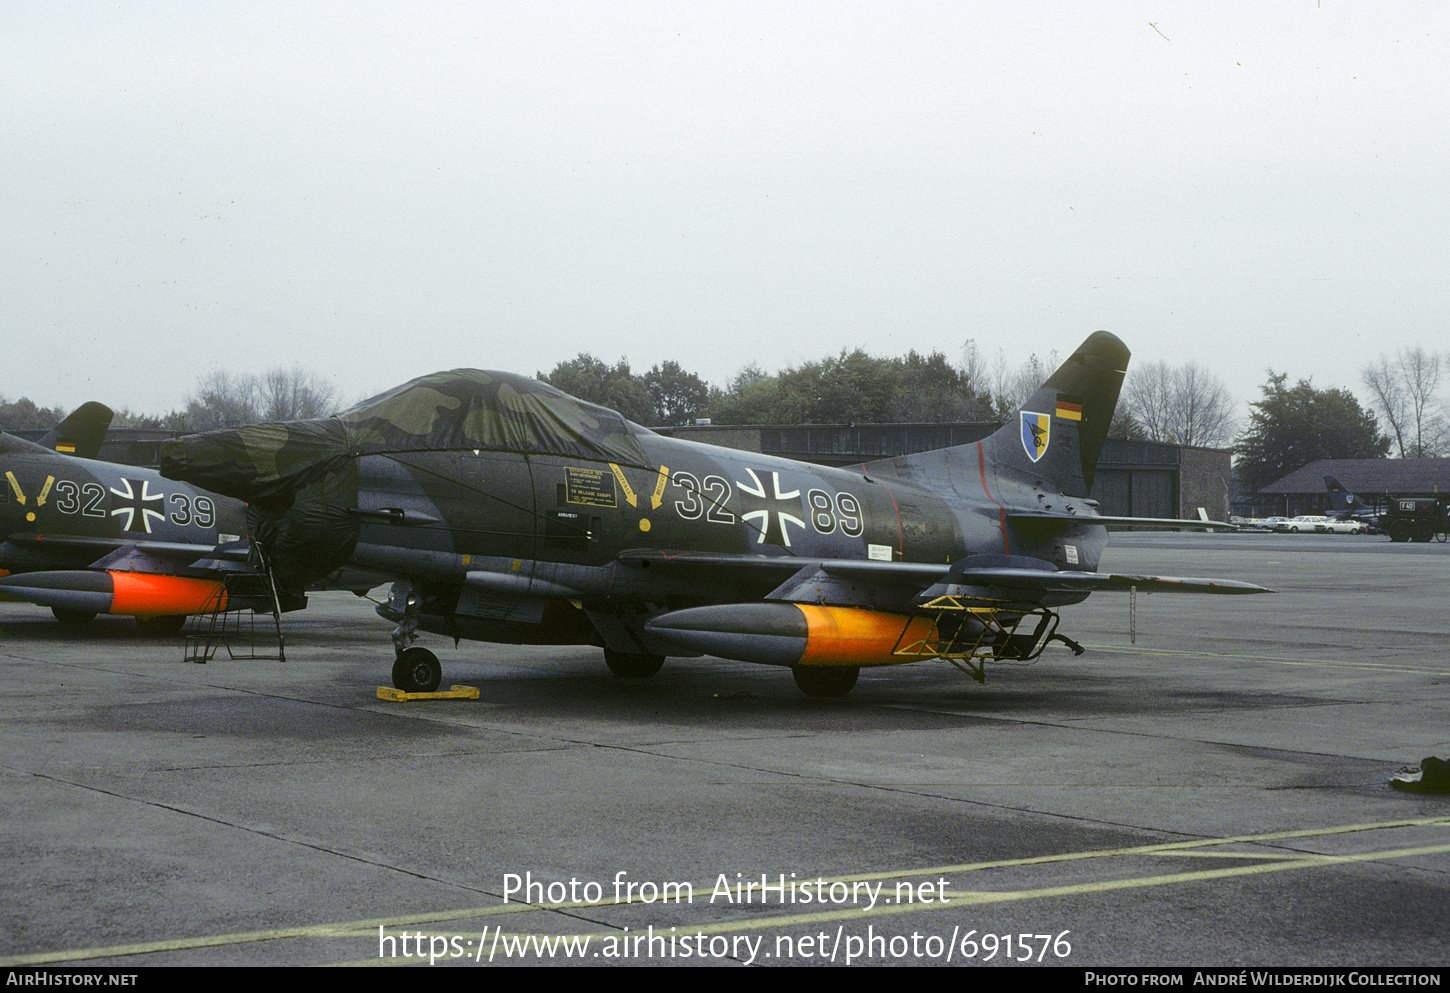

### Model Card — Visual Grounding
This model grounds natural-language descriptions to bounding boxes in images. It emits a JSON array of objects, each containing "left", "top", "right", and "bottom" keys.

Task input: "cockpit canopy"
[{"left": 161, "top": 369, "right": 648, "bottom": 503}]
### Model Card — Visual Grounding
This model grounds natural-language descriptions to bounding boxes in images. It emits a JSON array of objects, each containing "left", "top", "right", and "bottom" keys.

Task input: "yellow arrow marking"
[
  {"left": 609, "top": 463, "right": 637, "bottom": 508},
  {"left": 5, "top": 471, "right": 26, "bottom": 505},
  {"left": 651, "top": 466, "right": 669, "bottom": 510},
  {"left": 37, "top": 475, "right": 54, "bottom": 506}
]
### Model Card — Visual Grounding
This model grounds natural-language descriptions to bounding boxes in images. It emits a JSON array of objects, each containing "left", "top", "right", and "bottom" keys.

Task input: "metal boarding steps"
[
  {"left": 183, "top": 551, "right": 289, "bottom": 664},
  {"left": 890, "top": 597, "right": 1083, "bottom": 683}
]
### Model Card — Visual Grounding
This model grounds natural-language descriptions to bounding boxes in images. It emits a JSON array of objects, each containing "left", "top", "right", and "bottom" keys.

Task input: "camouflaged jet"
[
  {"left": 159, "top": 331, "right": 1268, "bottom": 696},
  {"left": 0, "top": 403, "right": 256, "bottom": 632}
]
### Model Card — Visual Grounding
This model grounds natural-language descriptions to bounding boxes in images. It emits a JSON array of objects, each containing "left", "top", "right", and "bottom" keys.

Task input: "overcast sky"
[{"left": 4, "top": 1, "right": 1447, "bottom": 423}]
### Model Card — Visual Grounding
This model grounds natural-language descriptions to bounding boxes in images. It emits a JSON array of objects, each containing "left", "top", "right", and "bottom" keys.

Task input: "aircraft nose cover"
[{"left": 161, "top": 418, "right": 352, "bottom": 505}]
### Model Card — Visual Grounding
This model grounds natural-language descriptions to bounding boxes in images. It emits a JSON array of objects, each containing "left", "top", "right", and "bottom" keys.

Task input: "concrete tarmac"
[{"left": 1, "top": 531, "right": 1447, "bottom": 967}]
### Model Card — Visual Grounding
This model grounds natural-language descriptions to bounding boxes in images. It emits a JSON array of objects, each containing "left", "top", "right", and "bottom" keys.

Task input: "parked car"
[
  {"left": 1276, "top": 515, "right": 1327, "bottom": 533},
  {"left": 1314, "top": 518, "right": 1364, "bottom": 534}
]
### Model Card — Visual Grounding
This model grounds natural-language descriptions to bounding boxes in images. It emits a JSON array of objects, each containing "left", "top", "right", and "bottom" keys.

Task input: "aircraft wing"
[
  {"left": 0, "top": 532, "right": 248, "bottom": 567},
  {"left": 0, "top": 536, "right": 259, "bottom": 620},
  {"left": 1006, "top": 511, "right": 1239, "bottom": 531},
  {"left": 615, "top": 550, "right": 1271, "bottom": 601},
  {"left": 629, "top": 550, "right": 1270, "bottom": 673},
  {"left": 932, "top": 565, "right": 1268, "bottom": 594},
  {"left": 616, "top": 549, "right": 941, "bottom": 585}
]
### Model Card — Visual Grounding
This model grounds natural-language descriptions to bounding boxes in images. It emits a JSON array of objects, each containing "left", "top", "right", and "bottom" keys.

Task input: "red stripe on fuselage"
[{"left": 976, "top": 442, "right": 1011, "bottom": 554}]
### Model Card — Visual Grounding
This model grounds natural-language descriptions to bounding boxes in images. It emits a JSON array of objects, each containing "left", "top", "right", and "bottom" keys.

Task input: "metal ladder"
[{"left": 182, "top": 546, "right": 287, "bottom": 664}]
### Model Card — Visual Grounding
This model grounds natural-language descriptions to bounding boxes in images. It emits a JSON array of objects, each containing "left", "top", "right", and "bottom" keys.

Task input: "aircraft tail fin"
[
  {"left": 979, "top": 331, "right": 1129, "bottom": 496},
  {"left": 1324, "top": 475, "right": 1364, "bottom": 516},
  {"left": 38, "top": 402, "right": 114, "bottom": 460}
]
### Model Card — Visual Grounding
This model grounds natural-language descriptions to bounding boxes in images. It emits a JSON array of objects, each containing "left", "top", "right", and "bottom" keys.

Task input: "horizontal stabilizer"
[{"left": 948, "top": 566, "right": 1270, "bottom": 595}]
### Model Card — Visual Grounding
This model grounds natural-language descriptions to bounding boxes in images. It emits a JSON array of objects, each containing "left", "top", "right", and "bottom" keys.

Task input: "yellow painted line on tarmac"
[
  {"left": 1083, "top": 643, "right": 1448, "bottom": 675},
  {"left": 790, "top": 814, "right": 1450, "bottom": 883},
  {"left": 8, "top": 815, "right": 1448, "bottom": 966},
  {"left": 0, "top": 901, "right": 588, "bottom": 967},
  {"left": 1138, "top": 850, "right": 1312, "bottom": 859},
  {"left": 342, "top": 839, "right": 1450, "bottom": 966}
]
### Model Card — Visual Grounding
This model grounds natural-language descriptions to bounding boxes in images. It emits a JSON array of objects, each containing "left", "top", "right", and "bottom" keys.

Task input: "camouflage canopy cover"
[{"left": 160, "top": 370, "right": 649, "bottom": 504}]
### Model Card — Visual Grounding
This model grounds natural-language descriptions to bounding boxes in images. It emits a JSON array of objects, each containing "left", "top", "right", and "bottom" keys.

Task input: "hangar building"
[{"left": 1254, "top": 458, "right": 1450, "bottom": 516}]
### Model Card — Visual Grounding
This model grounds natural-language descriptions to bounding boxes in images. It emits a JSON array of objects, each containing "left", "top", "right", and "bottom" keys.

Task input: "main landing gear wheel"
[
  {"left": 792, "top": 665, "right": 859, "bottom": 698},
  {"left": 393, "top": 647, "right": 442, "bottom": 693},
  {"left": 135, "top": 614, "right": 186, "bottom": 635},
  {"left": 52, "top": 608, "right": 97, "bottom": 626},
  {"left": 603, "top": 649, "right": 665, "bottom": 678}
]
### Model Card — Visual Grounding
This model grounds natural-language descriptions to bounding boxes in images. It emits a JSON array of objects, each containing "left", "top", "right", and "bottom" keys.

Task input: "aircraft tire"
[
  {"left": 792, "top": 665, "right": 859, "bottom": 698},
  {"left": 1414, "top": 521, "right": 1435, "bottom": 543},
  {"left": 52, "top": 607, "right": 98, "bottom": 626},
  {"left": 603, "top": 649, "right": 665, "bottom": 678},
  {"left": 136, "top": 614, "right": 187, "bottom": 635},
  {"left": 393, "top": 647, "right": 442, "bottom": 693}
]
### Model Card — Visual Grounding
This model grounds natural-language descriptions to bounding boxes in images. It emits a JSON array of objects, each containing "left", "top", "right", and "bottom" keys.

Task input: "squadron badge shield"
[{"left": 1020, "top": 411, "right": 1050, "bottom": 463}]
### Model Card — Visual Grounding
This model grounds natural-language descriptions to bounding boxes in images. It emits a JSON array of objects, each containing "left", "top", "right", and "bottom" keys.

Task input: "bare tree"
[
  {"left": 1121, "top": 361, "right": 1176, "bottom": 441},
  {"left": 959, "top": 340, "right": 992, "bottom": 403},
  {"left": 257, "top": 367, "right": 338, "bottom": 421},
  {"left": 186, "top": 367, "right": 338, "bottom": 431},
  {"left": 1121, "top": 360, "right": 1235, "bottom": 448},
  {"left": 985, "top": 350, "right": 1056, "bottom": 418},
  {"left": 1362, "top": 348, "right": 1447, "bottom": 457},
  {"left": 185, "top": 371, "right": 259, "bottom": 432},
  {"left": 1172, "top": 362, "right": 1236, "bottom": 447}
]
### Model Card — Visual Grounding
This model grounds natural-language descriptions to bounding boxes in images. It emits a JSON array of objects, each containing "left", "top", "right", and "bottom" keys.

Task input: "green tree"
[
  {"left": 0, "top": 397, "right": 67, "bottom": 431},
  {"left": 113, "top": 408, "right": 191, "bottom": 430},
  {"left": 643, "top": 361, "right": 710, "bottom": 427},
  {"left": 538, "top": 354, "right": 655, "bottom": 425},
  {"left": 775, "top": 350, "right": 898, "bottom": 423},
  {"left": 1108, "top": 407, "right": 1146, "bottom": 441},
  {"left": 706, "top": 364, "right": 805, "bottom": 425},
  {"left": 1235, "top": 372, "right": 1389, "bottom": 492},
  {"left": 886, "top": 350, "right": 995, "bottom": 422},
  {"left": 706, "top": 349, "right": 993, "bottom": 425}
]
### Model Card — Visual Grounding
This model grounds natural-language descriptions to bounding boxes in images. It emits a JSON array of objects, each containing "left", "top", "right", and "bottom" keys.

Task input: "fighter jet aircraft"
[
  {"left": 1324, "top": 474, "right": 1381, "bottom": 524},
  {"left": 0, "top": 406, "right": 256, "bottom": 632},
  {"left": 160, "top": 331, "right": 1268, "bottom": 696}
]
